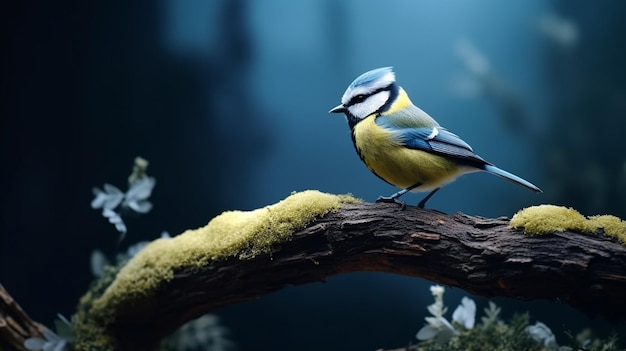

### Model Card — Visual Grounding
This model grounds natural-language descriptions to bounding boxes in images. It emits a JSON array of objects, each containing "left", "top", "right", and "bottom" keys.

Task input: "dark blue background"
[{"left": 2, "top": 0, "right": 625, "bottom": 349}]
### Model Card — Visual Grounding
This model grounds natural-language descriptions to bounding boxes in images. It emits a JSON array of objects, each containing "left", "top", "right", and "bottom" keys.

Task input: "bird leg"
[
  {"left": 376, "top": 182, "right": 422, "bottom": 210},
  {"left": 417, "top": 187, "right": 441, "bottom": 209}
]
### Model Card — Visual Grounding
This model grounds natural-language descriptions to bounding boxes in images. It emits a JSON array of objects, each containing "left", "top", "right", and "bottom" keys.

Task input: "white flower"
[
  {"left": 426, "top": 301, "right": 446, "bottom": 318},
  {"left": 527, "top": 321, "right": 559, "bottom": 349},
  {"left": 91, "top": 184, "right": 124, "bottom": 210},
  {"left": 426, "top": 285, "right": 447, "bottom": 318},
  {"left": 24, "top": 314, "right": 73, "bottom": 351},
  {"left": 91, "top": 159, "right": 156, "bottom": 240},
  {"left": 24, "top": 328, "right": 67, "bottom": 351},
  {"left": 24, "top": 314, "right": 74, "bottom": 351},
  {"left": 452, "top": 297, "right": 476, "bottom": 329},
  {"left": 430, "top": 285, "right": 445, "bottom": 299},
  {"left": 102, "top": 208, "right": 127, "bottom": 235},
  {"left": 416, "top": 285, "right": 458, "bottom": 344},
  {"left": 123, "top": 177, "right": 155, "bottom": 213},
  {"left": 53, "top": 314, "right": 74, "bottom": 341},
  {"left": 416, "top": 316, "right": 458, "bottom": 344}
]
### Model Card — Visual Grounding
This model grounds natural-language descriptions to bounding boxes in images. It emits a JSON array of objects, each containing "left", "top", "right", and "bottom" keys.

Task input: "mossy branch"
[{"left": 74, "top": 199, "right": 626, "bottom": 350}]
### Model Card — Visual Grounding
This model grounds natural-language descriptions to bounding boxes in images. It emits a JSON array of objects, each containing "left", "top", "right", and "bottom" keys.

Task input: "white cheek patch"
[
  {"left": 347, "top": 90, "right": 390, "bottom": 119},
  {"left": 341, "top": 70, "right": 396, "bottom": 105}
]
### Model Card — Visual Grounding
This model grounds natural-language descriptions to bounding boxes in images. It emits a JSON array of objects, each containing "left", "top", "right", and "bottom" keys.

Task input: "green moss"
[
  {"left": 587, "top": 215, "right": 626, "bottom": 243},
  {"left": 72, "top": 262, "right": 127, "bottom": 351},
  {"left": 95, "top": 190, "right": 357, "bottom": 310},
  {"left": 73, "top": 190, "right": 358, "bottom": 350},
  {"left": 510, "top": 205, "right": 626, "bottom": 242},
  {"left": 510, "top": 205, "right": 590, "bottom": 235}
]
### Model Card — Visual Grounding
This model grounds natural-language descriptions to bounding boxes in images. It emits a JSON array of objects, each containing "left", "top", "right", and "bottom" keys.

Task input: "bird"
[{"left": 329, "top": 67, "right": 541, "bottom": 209}]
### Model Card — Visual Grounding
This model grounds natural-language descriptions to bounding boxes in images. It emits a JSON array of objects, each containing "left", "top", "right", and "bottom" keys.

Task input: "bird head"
[{"left": 330, "top": 67, "right": 398, "bottom": 120}]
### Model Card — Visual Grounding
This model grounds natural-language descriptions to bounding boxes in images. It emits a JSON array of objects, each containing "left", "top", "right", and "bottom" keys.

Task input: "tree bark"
[
  {"left": 0, "top": 284, "right": 43, "bottom": 351},
  {"left": 105, "top": 202, "right": 626, "bottom": 350}
]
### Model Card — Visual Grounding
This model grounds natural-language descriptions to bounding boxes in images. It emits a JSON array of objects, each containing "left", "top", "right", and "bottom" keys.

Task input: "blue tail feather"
[{"left": 482, "top": 164, "right": 542, "bottom": 193}]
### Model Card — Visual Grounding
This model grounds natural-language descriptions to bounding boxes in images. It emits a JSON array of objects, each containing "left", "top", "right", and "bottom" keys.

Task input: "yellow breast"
[{"left": 352, "top": 115, "right": 463, "bottom": 191}]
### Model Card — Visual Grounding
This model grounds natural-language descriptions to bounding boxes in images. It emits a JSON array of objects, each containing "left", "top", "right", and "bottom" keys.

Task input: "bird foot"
[
  {"left": 417, "top": 199, "right": 427, "bottom": 209},
  {"left": 376, "top": 196, "right": 406, "bottom": 210}
]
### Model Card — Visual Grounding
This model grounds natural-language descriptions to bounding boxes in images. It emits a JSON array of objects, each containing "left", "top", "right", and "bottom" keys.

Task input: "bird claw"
[{"left": 376, "top": 196, "right": 406, "bottom": 210}]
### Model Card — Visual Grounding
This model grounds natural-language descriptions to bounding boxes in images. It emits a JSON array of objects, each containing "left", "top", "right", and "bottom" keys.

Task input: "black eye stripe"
[{"left": 346, "top": 86, "right": 390, "bottom": 107}]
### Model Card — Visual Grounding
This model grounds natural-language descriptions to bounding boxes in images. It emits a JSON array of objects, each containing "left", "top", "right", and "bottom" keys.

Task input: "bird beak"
[{"left": 329, "top": 104, "right": 347, "bottom": 114}]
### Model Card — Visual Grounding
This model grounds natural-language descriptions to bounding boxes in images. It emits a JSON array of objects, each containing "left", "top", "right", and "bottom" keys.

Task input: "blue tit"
[{"left": 329, "top": 67, "right": 541, "bottom": 208}]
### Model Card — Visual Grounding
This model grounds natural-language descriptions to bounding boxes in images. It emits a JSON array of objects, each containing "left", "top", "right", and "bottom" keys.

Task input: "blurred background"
[{"left": 2, "top": 0, "right": 626, "bottom": 349}]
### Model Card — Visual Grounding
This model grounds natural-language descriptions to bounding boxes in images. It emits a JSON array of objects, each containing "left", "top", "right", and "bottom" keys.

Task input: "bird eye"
[{"left": 352, "top": 94, "right": 366, "bottom": 104}]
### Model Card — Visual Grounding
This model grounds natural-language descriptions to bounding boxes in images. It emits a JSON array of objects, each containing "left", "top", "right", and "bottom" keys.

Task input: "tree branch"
[
  {"left": 0, "top": 284, "right": 44, "bottom": 351},
  {"left": 98, "top": 202, "right": 626, "bottom": 350}
]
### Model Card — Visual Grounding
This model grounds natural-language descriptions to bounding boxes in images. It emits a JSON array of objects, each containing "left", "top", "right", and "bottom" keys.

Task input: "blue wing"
[
  {"left": 374, "top": 114, "right": 541, "bottom": 191},
  {"left": 393, "top": 126, "right": 489, "bottom": 165}
]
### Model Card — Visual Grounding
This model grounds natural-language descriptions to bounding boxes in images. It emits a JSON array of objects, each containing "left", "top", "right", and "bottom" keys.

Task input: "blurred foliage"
[
  {"left": 412, "top": 313, "right": 622, "bottom": 351},
  {"left": 410, "top": 285, "right": 623, "bottom": 351}
]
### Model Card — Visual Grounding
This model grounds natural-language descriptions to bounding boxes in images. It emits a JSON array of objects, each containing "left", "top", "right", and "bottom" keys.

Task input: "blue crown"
[{"left": 348, "top": 67, "right": 395, "bottom": 90}]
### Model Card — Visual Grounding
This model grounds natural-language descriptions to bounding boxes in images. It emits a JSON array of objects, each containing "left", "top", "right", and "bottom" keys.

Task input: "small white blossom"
[
  {"left": 416, "top": 316, "right": 458, "bottom": 344},
  {"left": 427, "top": 285, "right": 447, "bottom": 318},
  {"left": 427, "top": 301, "right": 445, "bottom": 319},
  {"left": 527, "top": 321, "right": 559, "bottom": 349},
  {"left": 102, "top": 208, "right": 127, "bottom": 237},
  {"left": 430, "top": 285, "right": 445, "bottom": 299},
  {"left": 24, "top": 328, "right": 67, "bottom": 351},
  {"left": 91, "top": 184, "right": 123, "bottom": 210},
  {"left": 24, "top": 314, "right": 73, "bottom": 351},
  {"left": 123, "top": 177, "right": 155, "bottom": 213},
  {"left": 452, "top": 297, "right": 476, "bottom": 329},
  {"left": 90, "top": 158, "right": 156, "bottom": 241},
  {"left": 416, "top": 285, "right": 458, "bottom": 344}
]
